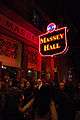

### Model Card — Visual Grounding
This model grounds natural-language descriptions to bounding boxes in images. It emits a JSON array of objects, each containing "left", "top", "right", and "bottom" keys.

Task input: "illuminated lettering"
[
  {"left": 44, "top": 45, "right": 47, "bottom": 51},
  {"left": 40, "top": 38, "right": 44, "bottom": 43},
  {"left": 40, "top": 33, "right": 64, "bottom": 44},
  {"left": 50, "top": 45, "right": 53, "bottom": 49},
  {"left": 56, "top": 35, "right": 59, "bottom": 40},
  {"left": 44, "top": 44, "right": 49, "bottom": 51},
  {"left": 49, "top": 36, "right": 53, "bottom": 41},
  {"left": 14, "top": 26, "right": 19, "bottom": 33},
  {"left": 53, "top": 35, "right": 57, "bottom": 40},
  {"left": 47, "top": 38, "right": 50, "bottom": 42},
  {"left": 6, "top": 20, "right": 13, "bottom": 30},
  {"left": 20, "top": 29, "right": 25, "bottom": 36},
  {"left": 43, "top": 43, "right": 61, "bottom": 51},
  {"left": 44, "top": 37, "right": 46, "bottom": 43},
  {"left": 60, "top": 33, "right": 64, "bottom": 39},
  {"left": 52, "top": 44, "right": 56, "bottom": 49},
  {"left": 56, "top": 43, "right": 61, "bottom": 48}
]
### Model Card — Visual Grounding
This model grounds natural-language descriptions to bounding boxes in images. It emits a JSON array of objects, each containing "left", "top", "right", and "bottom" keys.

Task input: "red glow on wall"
[{"left": 0, "top": 14, "right": 39, "bottom": 46}]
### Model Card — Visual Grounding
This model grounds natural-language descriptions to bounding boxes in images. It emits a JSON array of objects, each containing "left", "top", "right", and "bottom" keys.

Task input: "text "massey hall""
[{"left": 39, "top": 27, "right": 67, "bottom": 56}]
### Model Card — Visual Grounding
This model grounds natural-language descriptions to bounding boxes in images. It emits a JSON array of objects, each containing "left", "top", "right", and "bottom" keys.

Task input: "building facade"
[{"left": 0, "top": 4, "right": 55, "bottom": 82}]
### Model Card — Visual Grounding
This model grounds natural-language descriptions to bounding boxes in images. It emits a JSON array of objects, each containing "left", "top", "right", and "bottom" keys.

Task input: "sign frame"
[{"left": 39, "top": 27, "right": 68, "bottom": 56}]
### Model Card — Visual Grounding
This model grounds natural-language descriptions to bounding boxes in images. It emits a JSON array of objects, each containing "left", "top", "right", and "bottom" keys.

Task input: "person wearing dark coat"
[
  {"left": 55, "top": 82, "right": 74, "bottom": 120},
  {"left": 33, "top": 82, "right": 58, "bottom": 120}
]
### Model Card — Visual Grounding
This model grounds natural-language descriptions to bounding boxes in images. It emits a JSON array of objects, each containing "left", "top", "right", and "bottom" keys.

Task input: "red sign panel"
[{"left": 39, "top": 27, "right": 68, "bottom": 56}]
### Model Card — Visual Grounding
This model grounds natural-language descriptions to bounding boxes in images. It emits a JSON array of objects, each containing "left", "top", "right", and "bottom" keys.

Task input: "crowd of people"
[{"left": 0, "top": 74, "right": 80, "bottom": 120}]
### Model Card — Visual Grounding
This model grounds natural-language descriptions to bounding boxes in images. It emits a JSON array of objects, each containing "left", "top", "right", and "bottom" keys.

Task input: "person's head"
[
  {"left": 20, "top": 80, "right": 24, "bottom": 89},
  {"left": 37, "top": 79, "right": 43, "bottom": 89},
  {"left": 37, "top": 79, "right": 42, "bottom": 85},
  {"left": 59, "top": 82, "right": 65, "bottom": 90},
  {"left": 26, "top": 81, "right": 31, "bottom": 88}
]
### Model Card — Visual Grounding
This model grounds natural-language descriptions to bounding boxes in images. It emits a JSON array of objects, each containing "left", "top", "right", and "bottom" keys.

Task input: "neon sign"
[
  {"left": 39, "top": 23, "right": 68, "bottom": 56},
  {"left": 47, "top": 23, "right": 56, "bottom": 32}
]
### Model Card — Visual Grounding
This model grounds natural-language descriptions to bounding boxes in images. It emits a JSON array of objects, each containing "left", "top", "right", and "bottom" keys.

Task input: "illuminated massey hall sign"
[{"left": 39, "top": 23, "right": 68, "bottom": 56}]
